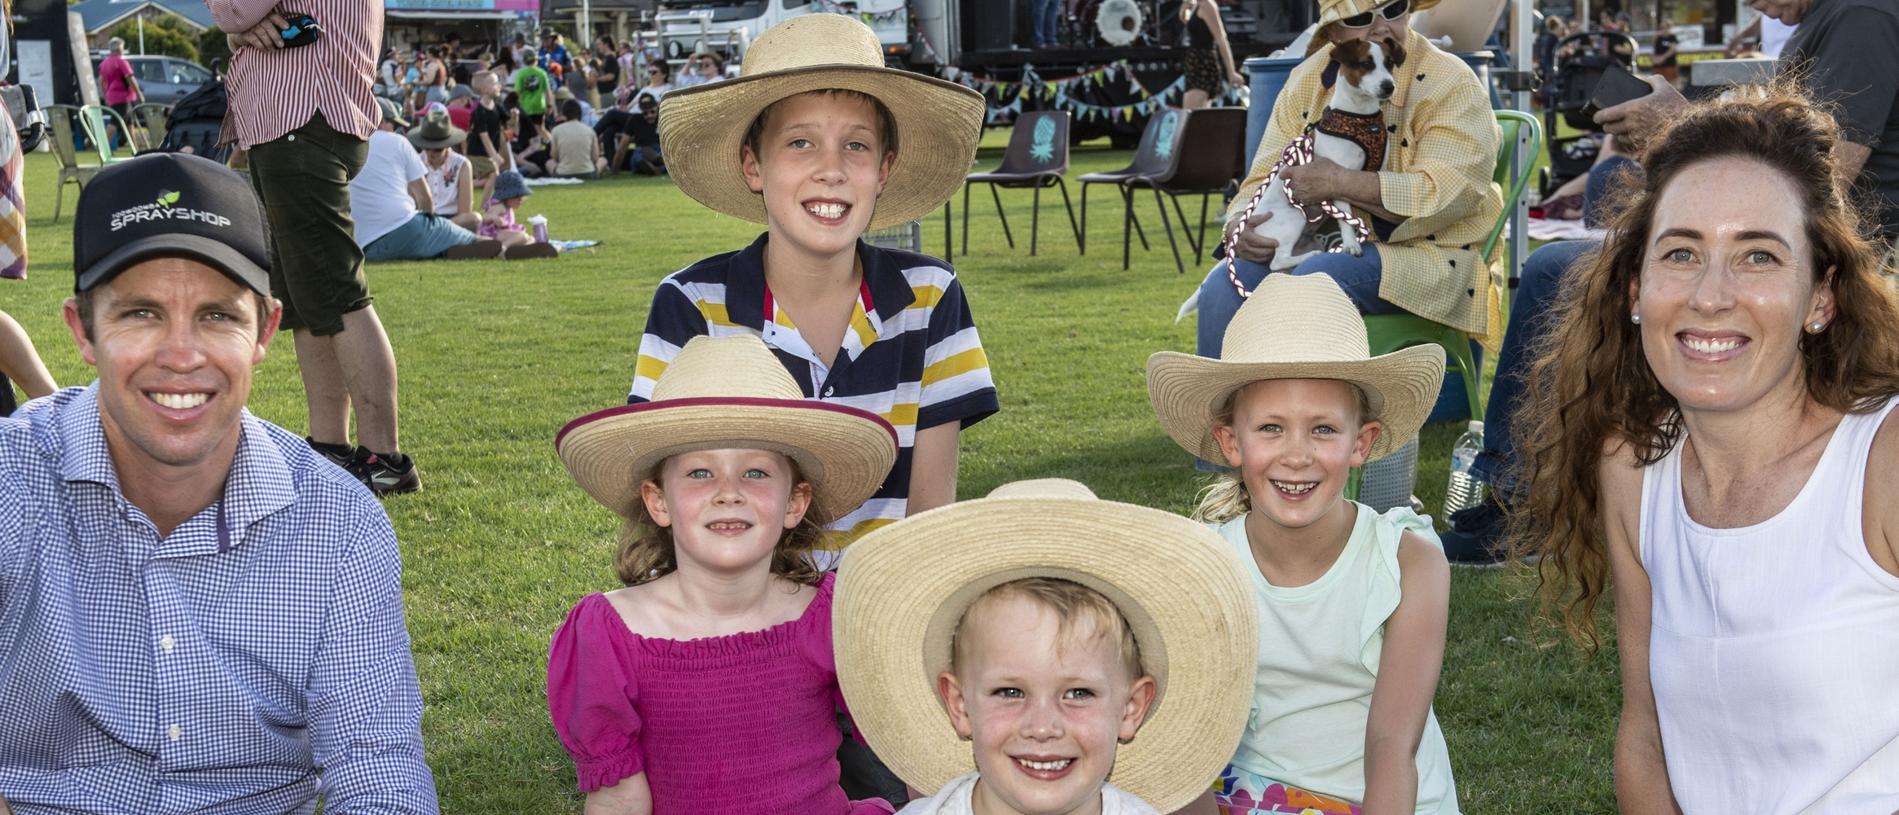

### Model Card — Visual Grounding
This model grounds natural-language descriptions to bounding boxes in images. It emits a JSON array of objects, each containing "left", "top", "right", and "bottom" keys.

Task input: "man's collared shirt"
[
  {"left": 630, "top": 234, "right": 1000, "bottom": 563},
  {"left": 0, "top": 386, "right": 438, "bottom": 814},
  {"left": 208, "top": 0, "right": 382, "bottom": 148}
]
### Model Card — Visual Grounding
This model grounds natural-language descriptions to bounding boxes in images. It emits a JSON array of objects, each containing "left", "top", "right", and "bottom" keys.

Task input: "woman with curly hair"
[{"left": 1511, "top": 86, "right": 1899, "bottom": 813}]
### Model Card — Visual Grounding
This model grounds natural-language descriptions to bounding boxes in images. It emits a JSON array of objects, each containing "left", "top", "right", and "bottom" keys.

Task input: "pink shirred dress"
[
  {"left": 477, "top": 198, "right": 525, "bottom": 239},
  {"left": 547, "top": 573, "right": 893, "bottom": 814}
]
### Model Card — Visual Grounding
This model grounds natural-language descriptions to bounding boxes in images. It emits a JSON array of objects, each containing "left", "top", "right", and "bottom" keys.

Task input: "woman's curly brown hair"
[
  {"left": 612, "top": 456, "right": 831, "bottom": 587},
  {"left": 1508, "top": 81, "right": 1899, "bottom": 649}
]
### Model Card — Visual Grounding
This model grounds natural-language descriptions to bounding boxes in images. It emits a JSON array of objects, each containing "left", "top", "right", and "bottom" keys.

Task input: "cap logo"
[{"left": 109, "top": 191, "right": 232, "bottom": 232}]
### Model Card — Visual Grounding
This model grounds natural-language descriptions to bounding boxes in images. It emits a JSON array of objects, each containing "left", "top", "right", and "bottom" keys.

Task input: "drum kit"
[{"left": 1059, "top": 0, "right": 1178, "bottom": 49}]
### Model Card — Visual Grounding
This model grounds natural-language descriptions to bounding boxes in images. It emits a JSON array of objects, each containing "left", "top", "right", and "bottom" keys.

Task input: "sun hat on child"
[
  {"left": 556, "top": 334, "right": 899, "bottom": 521},
  {"left": 491, "top": 171, "right": 532, "bottom": 201},
  {"left": 658, "top": 14, "right": 986, "bottom": 230},
  {"left": 833, "top": 478, "right": 1258, "bottom": 812},
  {"left": 1146, "top": 273, "right": 1445, "bottom": 463}
]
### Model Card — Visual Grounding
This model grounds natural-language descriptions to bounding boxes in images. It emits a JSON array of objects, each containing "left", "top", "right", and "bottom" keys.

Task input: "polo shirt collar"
[
  {"left": 56, "top": 382, "right": 296, "bottom": 552},
  {"left": 723, "top": 233, "right": 919, "bottom": 334}
]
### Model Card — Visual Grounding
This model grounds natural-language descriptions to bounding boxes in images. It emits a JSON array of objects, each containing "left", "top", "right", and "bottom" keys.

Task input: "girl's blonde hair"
[
  {"left": 612, "top": 454, "right": 831, "bottom": 586},
  {"left": 1192, "top": 380, "right": 1376, "bottom": 524}
]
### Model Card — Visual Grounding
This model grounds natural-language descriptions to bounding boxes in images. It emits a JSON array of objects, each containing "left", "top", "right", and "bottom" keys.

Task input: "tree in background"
[{"left": 110, "top": 13, "right": 200, "bottom": 63}]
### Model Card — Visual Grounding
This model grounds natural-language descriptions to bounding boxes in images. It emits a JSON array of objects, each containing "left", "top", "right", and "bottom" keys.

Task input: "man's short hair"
[{"left": 560, "top": 98, "right": 583, "bottom": 122}]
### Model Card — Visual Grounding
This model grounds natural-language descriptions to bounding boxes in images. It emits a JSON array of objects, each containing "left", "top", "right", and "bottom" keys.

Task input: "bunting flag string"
[{"left": 947, "top": 60, "right": 1202, "bottom": 125}]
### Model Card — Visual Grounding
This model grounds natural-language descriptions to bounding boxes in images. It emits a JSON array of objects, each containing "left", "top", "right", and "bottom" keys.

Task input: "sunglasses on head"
[{"left": 1340, "top": 0, "right": 1409, "bottom": 28}]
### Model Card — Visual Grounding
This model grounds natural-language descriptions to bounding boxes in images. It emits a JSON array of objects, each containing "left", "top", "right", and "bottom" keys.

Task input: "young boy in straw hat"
[
  {"left": 834, "top": 478, "right": 1261, "bottom": 815},
  {"left": 631, "top": 14, "right": 997, "bottom": 568},
  {"left": 1146, "top": 274, "right": 1459, "bottom": 814}
]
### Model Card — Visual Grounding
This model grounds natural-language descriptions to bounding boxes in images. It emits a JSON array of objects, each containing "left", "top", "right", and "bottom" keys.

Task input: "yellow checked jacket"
[{"left": 1232, "top": 28, "right": 1504, "bottom": 346}]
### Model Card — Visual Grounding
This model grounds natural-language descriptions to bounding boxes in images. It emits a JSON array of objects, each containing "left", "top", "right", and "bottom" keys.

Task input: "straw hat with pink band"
[
  {"left": 833, "top": 478, "right": 1260, "bottom": 813},
  {"left": 556, "top": 334, "right": 898, "bottom": 522}
]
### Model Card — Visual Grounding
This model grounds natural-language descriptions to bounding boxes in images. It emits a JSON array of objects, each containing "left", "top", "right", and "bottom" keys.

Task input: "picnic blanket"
[{"left": 551, "top": 239, "right": 599, "bottom": 253}]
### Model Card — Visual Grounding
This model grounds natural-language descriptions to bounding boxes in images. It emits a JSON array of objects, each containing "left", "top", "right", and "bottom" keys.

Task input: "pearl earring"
[
  {"left": 1809, "top": 320, "right": 1826, "bottom": 333},
  {"left": 1631, "top": 313, "right": 1642, "bottom": 324}
]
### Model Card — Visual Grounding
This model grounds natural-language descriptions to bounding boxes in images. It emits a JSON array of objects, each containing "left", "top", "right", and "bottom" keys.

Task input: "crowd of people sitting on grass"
[{"left": 3, "top": 0, "right": 1899, "bottom": 812}]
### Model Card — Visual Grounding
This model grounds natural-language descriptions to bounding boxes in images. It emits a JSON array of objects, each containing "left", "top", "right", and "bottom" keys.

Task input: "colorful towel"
[
  {"left": 1216, "top": 765, "right": 1363, "bottom": 815},
  {"left": 550, "top": 239, "right": 599, "bottom": 253},
  {"left": 0, "top": 93, "right": 26, "bottom": 279}
]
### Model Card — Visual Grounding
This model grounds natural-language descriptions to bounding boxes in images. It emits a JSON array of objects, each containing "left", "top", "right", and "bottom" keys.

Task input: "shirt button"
[
  {"left": 822, "top": 386, "right": 834, "bottom": 397},
  {"left": 286, "top": 134, "right": 296, "bottom": 142},
  {"left": 168, "top": 724, "right": 182, "bottom": 741},
  {"left": 159, "top": 635, "right": 175, "bottom": 653}
]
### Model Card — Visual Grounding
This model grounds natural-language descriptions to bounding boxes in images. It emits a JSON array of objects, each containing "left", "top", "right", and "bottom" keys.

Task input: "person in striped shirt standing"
[
  {"left": 209, "top": 0, "right": 422, "bottom": 494},
  {"left": 634, "top": 15, "right": 998, "bottom": 574}
]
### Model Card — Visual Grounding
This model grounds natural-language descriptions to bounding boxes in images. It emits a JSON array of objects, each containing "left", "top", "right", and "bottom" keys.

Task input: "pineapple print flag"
[{"left": 0, "top": 93, "right": 24, "bottom": 280}]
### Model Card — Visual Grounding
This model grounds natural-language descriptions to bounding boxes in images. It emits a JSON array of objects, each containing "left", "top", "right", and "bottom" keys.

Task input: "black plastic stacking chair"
[
  {"left": 959, "top": 110, "right": 1081, "bottom": 257},
  {"left": 1077, "top": 108, "right": 1181, "bottom": 256},
  {"left": 1121, "top": 108, "right": 1247, "bottom": 273}
]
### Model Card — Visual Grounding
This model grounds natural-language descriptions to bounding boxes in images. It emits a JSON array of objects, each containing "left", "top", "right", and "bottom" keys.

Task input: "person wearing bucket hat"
[
  {"left": 1189, "top": 0, "right": 1503, "bottom": 392},
  {"left": 475, "top": 170, "right": 559, "bottom": 259},
  {"left": 410, "top": 110, "right": 481, "bottom": 232},
  {"left": 547, "top": 334, "right": 901, "bottom": 813},
  {"left": 633, "top": 16, "right": 997, "bottom": 561},
  {"left": 833, "top": 478, "right": 1259, "bottom": 815},
  {"left": 0, "top": 152, "right": 440, "bottom": 810},
  {"left": 1146, "top": 274, "right": 1461, "bottom": 814}
]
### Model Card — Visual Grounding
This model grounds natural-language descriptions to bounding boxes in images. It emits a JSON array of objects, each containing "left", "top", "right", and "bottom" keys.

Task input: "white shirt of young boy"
[{"left": 897, "top": 772, "right": 1158, "bottom": 815}]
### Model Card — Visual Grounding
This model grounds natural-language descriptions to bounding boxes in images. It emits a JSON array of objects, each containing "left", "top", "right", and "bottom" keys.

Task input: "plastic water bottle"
[
  {"left": 1444, "top": 420, "right": 1487, "bottom": 516},
  {"left": 529, "top": 215, "right": 549, "bottom": 243}
]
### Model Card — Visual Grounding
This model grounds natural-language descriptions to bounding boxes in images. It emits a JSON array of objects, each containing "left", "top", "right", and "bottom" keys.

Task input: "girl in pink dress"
[{"left": 548, "top": 334, "right": 900, "bottom": 814}]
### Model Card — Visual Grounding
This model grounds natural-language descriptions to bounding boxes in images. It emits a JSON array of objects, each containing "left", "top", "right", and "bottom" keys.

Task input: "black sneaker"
[
  {"left": 351, "top": 450, "right": 422, "bottom": 496},
  {"left": 307, "top": 437, "right": 360, "bottom": 471},
  {"left": 1441, "top": 495, "right": 1509, "bottom": 566}
]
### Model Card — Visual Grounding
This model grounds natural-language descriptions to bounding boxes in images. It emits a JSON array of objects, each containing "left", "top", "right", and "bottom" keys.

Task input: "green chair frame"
[
  {"left": 133, "top": 102, "right": 173, "bottom": 149},
  {"left": 1359, "top": 109, "right": 1543, "bottom": 421},
  {"left": 42, "top": 105, "right": 101, "bottom": 223},
  {"left": 77, "top": 104, "right": 140, "bottom": 162}
]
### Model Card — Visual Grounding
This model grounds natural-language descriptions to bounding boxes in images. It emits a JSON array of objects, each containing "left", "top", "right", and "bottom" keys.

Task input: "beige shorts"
[{"left": 469, "top": 155, "right": 498, "bottom": 181}]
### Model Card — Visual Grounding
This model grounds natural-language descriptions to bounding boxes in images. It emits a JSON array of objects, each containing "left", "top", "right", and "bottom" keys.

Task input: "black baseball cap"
[{"left": 72, "top": 152, "right": 272, "bottom": 296}]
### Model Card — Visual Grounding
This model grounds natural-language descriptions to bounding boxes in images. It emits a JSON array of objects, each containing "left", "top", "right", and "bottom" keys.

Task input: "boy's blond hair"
[{"left": 948, "top": 577, "right": 1143, "bottom": 680}]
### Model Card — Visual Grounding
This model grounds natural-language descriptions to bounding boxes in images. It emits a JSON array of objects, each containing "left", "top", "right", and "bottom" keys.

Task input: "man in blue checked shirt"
[{"left": 0, "top": 153, "right": 439, "bottom": 813}]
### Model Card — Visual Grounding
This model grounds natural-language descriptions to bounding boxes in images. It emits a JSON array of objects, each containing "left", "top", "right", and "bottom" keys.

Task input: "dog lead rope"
[{"left": 1222, "top": 126, "right": 1373, "bottom": 299}]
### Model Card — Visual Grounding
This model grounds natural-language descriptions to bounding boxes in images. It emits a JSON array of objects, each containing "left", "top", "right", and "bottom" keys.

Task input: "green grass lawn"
[{"left": 3, "top": 137, "right": 1619, "bottom": 811}]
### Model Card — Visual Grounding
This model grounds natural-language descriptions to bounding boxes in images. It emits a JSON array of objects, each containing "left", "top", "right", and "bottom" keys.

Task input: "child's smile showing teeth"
[
  {"left": 705, "top": 519, "right": 754, "bottom": 535},
  {"left": 1270, "top": 479, "right": 1317, "bottom": 496},
  {"left": 804, "top": 200, "right": 849, "bottom": 223},
  {"left": 1012, "top": 755, "right": 1075, "bottom": 779}
]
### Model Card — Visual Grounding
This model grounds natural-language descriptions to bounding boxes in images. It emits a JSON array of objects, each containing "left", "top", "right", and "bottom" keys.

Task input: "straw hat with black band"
[
  {"left": 659, "top": 14, "right": 985, "bottom": 230},
  {"left": 1147, "top": 273, "right": 1445, "bottom": 463},
  {"left": 556, "top": 334, "right": 898, "bottom": 522},
  {"left": 834, "top": 478, "right": 1259, "bottom": 813}
]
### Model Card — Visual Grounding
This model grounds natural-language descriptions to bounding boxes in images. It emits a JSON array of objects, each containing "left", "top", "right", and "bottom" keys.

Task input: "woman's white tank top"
[{"left": 1640, "top": 396, "right": 1899, "bottom": 813}]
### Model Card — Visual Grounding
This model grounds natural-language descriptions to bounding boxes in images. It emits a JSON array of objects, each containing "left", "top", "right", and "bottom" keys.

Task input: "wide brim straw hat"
[
  {"left": 834, "top": 478, "right": 1258, "bottom": 813},
  {"left": 1318, "top": 0, "right": 1440, "bottom": 28},
  {"left": 660, "top": 14, "right": 986, "bottom": 230},
  {"left": 1147, "top": 274, "right": 1445, "bottom": 463},
  {"left": 407, "top": 111, "right": 467, "bottom": 150},
  {"left": 556, "top": 335, "right": 898, "bottom": 521}
]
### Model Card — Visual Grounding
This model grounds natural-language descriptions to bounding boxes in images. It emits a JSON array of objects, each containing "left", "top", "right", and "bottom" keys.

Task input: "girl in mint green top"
[{"left": 1144, "top": 273, "right": 1458, "bottom": 813}]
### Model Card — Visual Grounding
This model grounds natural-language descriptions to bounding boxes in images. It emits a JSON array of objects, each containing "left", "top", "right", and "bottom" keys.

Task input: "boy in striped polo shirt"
[{"left": 632, "top": 15, "right": 996, "bottom": 567}]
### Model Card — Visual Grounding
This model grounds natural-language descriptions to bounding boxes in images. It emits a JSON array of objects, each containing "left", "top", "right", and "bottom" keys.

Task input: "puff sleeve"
[{"left": 547, "top": 594, "right": 647, "bottom": 792}]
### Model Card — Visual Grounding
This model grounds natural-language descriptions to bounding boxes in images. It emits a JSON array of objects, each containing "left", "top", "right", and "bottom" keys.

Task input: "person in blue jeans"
[
  {"left": 1434, "top": 154, "right": 1634, "bottom": 562},
  {"left": 1031, "top": 0, "right": 1062, "bottom": 47}
]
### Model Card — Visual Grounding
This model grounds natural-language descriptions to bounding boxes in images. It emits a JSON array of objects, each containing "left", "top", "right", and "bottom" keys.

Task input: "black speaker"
[
  {"left": 964, "top": 0, "right": 1017, "bottom": 51},
  {"left": 10, "top": 0, "right": 83, "bottom": 105}
]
